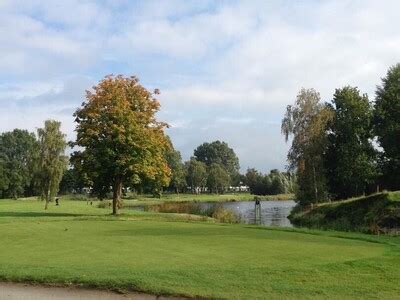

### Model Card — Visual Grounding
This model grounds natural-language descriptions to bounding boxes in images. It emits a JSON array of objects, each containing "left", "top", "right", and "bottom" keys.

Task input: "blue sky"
[{"left": 1, "top": 0, "right": 399, "bottom": 172}]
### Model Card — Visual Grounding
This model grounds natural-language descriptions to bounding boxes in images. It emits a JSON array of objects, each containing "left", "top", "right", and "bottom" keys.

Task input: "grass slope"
[
  {"left": 290, "top": 192, "right": 400, "bottom": 234},
  {"left": 0, "top": 197, "right": 399, "bottom": 299}
]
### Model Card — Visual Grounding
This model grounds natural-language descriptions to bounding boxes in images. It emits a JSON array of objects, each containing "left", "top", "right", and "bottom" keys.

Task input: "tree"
[
  {"left": 185, "top": 159, "right": 207, "bottom": 194},
  {"left": 245, "top": 168, "right": 261, "bottom": 191},
  {"left": 281, "top": 88, "right": 333, "bottom": 205},
  {"left": 0, "top": 162, "right": 8, "bottom": 194},
  {"left": 165, "top": 139, "right": 187, "bottom": 193},
  {"left": 374, "top": 64, "right": 400, "bottom": 190},
  {"left": 270, "top": 174, "right": 285, "bottom": 195},
  {"left": 325, "top": 86, "right": 377, "bottom": 199},
  {"left": 37, "top": 120, "right": 68, "bottom": 209},
  {"left": 71, "top": 75, "right": 171, "bottom": 214},
  {"left": 0, "top": 129, "right": 38, "bottom": 198},
  {"left": 193, "top": 141, "right": 240, "bottom": 181},
  {"left": 245, "top": 168, "right": 294, "bottom": 195},
  {"left": 245, "top": 168, "right": 268, "bottom": 195},
  {"left": 206, "top": 163, "right": 231, "bottom": 193},
  {"left": 59, "top": 167, "right": 87, "bottom": 194}
]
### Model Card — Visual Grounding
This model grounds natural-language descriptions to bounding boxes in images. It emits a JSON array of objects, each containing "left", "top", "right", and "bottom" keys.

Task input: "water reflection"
[
  {"left": 199, "top": 200, "right": 296, "bottom": 227},
  {"left": 129, "top": 200, "right": 296, "bottom": 227}
]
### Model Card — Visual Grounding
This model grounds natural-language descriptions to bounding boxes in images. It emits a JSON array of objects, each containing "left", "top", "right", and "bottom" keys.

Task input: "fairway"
[{"left": 0, "top": 199, "right": 399, "bottom": 299}]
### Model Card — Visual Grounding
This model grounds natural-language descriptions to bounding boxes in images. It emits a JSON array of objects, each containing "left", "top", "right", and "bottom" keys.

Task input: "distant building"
[{"left": 228, "top": 185, "right": 249, "bottom": 192}]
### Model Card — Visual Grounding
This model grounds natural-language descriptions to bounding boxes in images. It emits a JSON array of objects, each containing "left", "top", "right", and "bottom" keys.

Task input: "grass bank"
[
  {"left": 0, "top": 197, "right": 399, "bottom": 298},
  {"left": 289, "top": 191, "right": 400, "bottom": 234}
]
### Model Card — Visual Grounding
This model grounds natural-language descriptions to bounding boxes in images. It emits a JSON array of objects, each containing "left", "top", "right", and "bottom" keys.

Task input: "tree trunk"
[{"left": 112, "top": 180, "right": 122, "bottom": 215}]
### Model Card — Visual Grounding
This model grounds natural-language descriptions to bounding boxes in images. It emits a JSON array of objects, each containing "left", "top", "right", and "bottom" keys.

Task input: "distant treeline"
[
  {"left": 0, "top": 75, "right": 294, "bottom": 214},
  {"left": 0, "top": 126, "right": 289, "bottom": 201},
  {"left": 244, "top": 169, "right": 295, "bottom": 195},
  {"left": 0, "top": 121, "right": 68, "bottom": 209},
  {"left": 59, "top": 140, "right": 292, "bottom": 197},
  {"left": 282, "top": 63, "right": 400, "bottom": 205}
]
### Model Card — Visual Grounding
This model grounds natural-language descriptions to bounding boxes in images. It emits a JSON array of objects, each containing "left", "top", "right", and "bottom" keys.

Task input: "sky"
[{"left": 1, "top": 0, "right": 399, "bottom": 173}]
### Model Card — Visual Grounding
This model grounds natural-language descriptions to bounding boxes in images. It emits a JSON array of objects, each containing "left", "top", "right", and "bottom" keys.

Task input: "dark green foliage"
[
  {"left": 0, "top": 163, "right": 8, "bottom": 193},
  {"left": 245, "top": 168, "right": 295, "bottom": 195},
  {"left": 230, "top": 172, "right": 246, "bottom": 186},
  {"left": 164, "top": 139, "right": 187, "bottom": 193},
  {"left": 185, "top": 158, "right": 207, "bottom": 193},
  {"left": 325, "top": 86, "right": 377, "bottom": 199},
  {"left": 289, "top": 192, "right": 400, "bottom": 233},
  {"left": 193, "top": 140, "right": 239, "bottom": 181},
  {"left": 0, "top": 129, "right": 39, "bottom": 198},
  {"left": 206, "top": 163, "right": 230, "bottom": 193},
  {"left": 59, "top": 167, "right": 87, "bottom": 194},
  {"left": 374, "top": 64, "right": 400, "bottom": 190}
]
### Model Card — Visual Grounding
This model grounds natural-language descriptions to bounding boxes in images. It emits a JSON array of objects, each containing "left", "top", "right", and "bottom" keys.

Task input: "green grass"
[
  {"left": 290, "top": 192, "right": 400, "bottom": 234},
  {"left": 0, "top": 197, "right": 399, "bottom": 299}
]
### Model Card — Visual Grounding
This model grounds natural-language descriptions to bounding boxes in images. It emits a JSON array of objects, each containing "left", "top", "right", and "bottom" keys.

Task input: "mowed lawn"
[{"left": 0, "top": 199, "right": 399, "bottom": 299}]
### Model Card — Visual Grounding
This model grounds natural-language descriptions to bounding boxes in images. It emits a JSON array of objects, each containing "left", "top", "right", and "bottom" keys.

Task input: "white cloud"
[
  {"left": 0, "top": 81, "right": 63, "bottom": 100},
  {"left": 108, "top": 1, "right": 258, "bottom": 59},
  {"left": 1, "top": 0, "right": 400, "bottom": 171}
]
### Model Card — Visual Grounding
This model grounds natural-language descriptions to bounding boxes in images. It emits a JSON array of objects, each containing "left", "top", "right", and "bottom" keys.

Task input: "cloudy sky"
[{"left": 1, "top": 0, "right": 399, "bottom": 172}]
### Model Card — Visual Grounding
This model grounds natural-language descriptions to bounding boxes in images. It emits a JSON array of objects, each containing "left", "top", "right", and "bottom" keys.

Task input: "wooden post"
[{"left": 255, "top": 200, "right": 261, "bottom": 225}]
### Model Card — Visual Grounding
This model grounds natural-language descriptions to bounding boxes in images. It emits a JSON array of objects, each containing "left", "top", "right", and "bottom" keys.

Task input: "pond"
[
  {"left": 131, "top": 200, "right": 296, "bottom": 228},
  {"left": 198, "top": 200, "right": 296, "bottom": 227}
]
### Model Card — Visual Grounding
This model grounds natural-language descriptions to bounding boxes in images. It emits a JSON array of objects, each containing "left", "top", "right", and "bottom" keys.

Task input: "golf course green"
[{"left": 0, "top": 198, "right": 399, "bottom": 299}]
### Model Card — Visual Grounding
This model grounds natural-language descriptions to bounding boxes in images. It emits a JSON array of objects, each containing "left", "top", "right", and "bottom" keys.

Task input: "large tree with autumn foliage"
[{"left": 71, "top": 75, "right": 171, "bottom": 214}]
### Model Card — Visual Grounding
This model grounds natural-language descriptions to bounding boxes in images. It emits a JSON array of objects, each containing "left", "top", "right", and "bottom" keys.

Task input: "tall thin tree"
[
  {"left": 281, "top": 88, "right": 333, "bottom": 205},
  {"left": 37, "top": 120, "right": 68, "bottom": 210}
]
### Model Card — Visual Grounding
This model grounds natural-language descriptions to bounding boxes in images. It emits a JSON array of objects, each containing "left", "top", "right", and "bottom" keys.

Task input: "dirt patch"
[{"left": 0, "top": 282, "right": 185, "bottom": 300}]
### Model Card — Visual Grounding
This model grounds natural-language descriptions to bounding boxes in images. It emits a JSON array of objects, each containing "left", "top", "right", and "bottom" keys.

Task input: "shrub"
[
  {"left": 97, "top": 200, "right": 112, "bottom": 208},
  {"left": 146, "top": 201, "right": 240, "bottom": 224},
  {"left": 146, "top": 202, "right": 202, "bottom": 215},
  {"left": 212, "top": 207, "right": 240, "bottom": 223}
]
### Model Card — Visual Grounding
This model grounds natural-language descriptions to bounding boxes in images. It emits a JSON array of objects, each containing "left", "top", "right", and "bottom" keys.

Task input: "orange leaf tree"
[{"left": 71, "top": 75, "right": 171, "bottom": 214}]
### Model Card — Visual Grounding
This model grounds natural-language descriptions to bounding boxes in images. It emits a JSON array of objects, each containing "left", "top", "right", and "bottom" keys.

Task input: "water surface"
[{"left": 199, "top": 200, "right": 296, "bottom": 227}]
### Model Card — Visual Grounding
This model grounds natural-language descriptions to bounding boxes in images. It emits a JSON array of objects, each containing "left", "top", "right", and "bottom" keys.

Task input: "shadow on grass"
[{"left": 0, "top": 211, "right": 85, "bottom": 218}]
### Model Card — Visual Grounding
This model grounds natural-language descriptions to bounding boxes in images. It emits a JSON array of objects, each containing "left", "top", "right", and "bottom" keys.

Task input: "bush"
[
  {"left": 146, "top": 202, "right": 202, "bottom": 215},
  {"left": 212, "top": 207, "right": 240, "bottom": 223},
  {"left": 97, "top": 200, "right": 112, "bottom": 208},
  {"left": 146, "top": 201, "right": 240, "bottom": 224}
]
